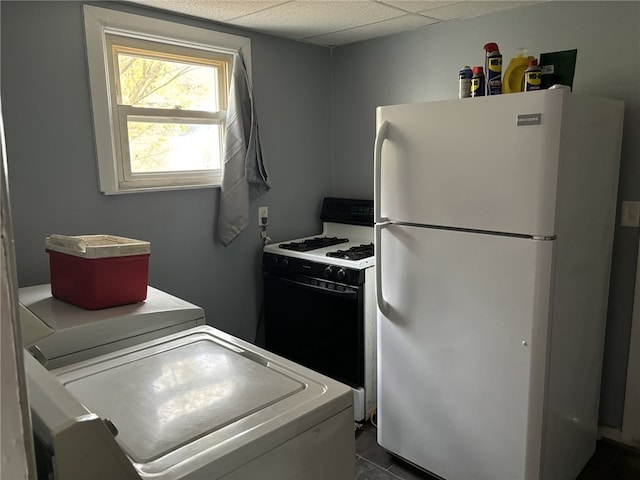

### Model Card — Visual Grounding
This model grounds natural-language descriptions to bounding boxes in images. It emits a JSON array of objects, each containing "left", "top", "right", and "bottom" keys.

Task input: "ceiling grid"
[{"left": 126, "top": 1, "right": 542, "bottom": 47}]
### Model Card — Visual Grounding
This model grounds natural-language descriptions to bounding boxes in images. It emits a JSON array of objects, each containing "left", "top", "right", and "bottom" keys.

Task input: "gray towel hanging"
[{"left": 217, "top": 52, "right": 270, "bottom": 246}]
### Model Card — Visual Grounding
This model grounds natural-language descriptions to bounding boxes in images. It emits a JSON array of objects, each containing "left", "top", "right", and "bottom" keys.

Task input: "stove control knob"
[
  {"left": 280, "top": 257, "right": 289, "bottom": 269},
  {"left": 323, "top": 266, "right": 333, "bottom": 279},
  {"left": 336, "top": 268, "right": 346, "bottom": 281}
]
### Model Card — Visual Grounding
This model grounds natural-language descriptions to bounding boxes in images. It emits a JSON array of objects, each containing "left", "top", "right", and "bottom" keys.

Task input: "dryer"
[{"left": 19, "top": 284, "right": 205, "bottom": 369}]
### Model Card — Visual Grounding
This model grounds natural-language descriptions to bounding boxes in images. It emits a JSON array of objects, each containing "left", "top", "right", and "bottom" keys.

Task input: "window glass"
[
  {"left": 113, "top": 44, "right": 220, "bottom": 111},
  {"left": 126, "top": 120, "right": 221, "bottom": 172}
]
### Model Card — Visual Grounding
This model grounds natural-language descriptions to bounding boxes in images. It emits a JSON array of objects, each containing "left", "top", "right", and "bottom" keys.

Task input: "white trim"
[{"left": 83, "top": 5, "right": 251, "bottom": 195}]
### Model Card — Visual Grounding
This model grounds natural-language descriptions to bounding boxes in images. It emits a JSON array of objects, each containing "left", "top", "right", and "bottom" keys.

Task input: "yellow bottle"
[{"left": 502, "top": 49, "right": 534, "bottom": 94}]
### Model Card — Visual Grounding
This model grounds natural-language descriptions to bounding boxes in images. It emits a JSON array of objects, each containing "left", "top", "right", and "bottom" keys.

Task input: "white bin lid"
[
  {"left": 45, "top": 234, "right": 150, "bottom": 258},
  {"left": 61, "top": 338, "right": 304, "bottom": 463}
]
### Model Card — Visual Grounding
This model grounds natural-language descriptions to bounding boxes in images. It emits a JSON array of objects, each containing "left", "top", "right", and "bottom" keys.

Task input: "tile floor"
[{"left": 355, "top": 422, "right": 640, "bottom": 480}]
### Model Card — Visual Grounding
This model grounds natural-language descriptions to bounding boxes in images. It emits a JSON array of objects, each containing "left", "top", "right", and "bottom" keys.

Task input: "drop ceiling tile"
[
  {"left": 125, "top": 0, "right": 543, "bottom": 47},
  {"left": 378, "top": 1, "right": 462, "bottom": 14},
  {"left": 230, "top": 0, "right": 403, "bottom": 40},
  {"left": 420, "top": 1, "right": 534, "bottom": 21},
  {"left": 127, "top": 0, "right": 290, "bottom": 22},
  {"left": 203, "top": 1, "right": 292, "bottom": 21},
  {"left": 307, "top": 12, "right": 439, "bottom": 46}
]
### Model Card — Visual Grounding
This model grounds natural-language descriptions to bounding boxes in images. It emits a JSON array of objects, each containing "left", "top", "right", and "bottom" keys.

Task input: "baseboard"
[{"left": 598, "top": 425, "right": 640, "bottom": 449}]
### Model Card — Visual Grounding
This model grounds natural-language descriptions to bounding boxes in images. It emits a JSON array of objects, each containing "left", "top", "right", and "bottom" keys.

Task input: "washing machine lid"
[
  {"left": 60, "top": 336, "right": 303, "bottom": 463},
  {"left": 51, "top": 326, "right": 352, "bottom": 478},
  {"left": 19, "top": 284, "right": 204, "bottom": 364}
]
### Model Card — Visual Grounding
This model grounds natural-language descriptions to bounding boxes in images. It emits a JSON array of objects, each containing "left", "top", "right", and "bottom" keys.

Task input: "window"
[
  {"left": 106, "top": 35, "right": 231, "bottom": 187},
  {"left": 83, "top": 5, "right": 251, "bottom": 194}
]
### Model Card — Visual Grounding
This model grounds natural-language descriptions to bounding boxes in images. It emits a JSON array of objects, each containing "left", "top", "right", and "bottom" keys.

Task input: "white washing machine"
[
  {"left": 26, "top": 325, "right": 354, "bottom": 479},
  {"left": 19, "top": 283, "right": 205, "bottom": 369}
]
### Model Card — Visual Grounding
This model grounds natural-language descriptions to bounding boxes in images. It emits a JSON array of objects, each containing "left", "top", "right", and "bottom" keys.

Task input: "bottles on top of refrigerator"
[
  {"left": 470, "top": 67, "right": 485, "bottom": 97},
  {"left": 502, "top": 49, "right": 534, "bottom": 94},
  {"left": 524, "top": 59, "right": 542, "bottom": 91},
  {"left": 458, "top": 66, "right": 473, "bottom": 99},
  {"left": 483, "top": 43, "right": 502, "bottom": 95}
]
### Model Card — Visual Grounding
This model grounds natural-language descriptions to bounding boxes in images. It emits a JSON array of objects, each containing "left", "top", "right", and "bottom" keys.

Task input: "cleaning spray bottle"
[
  {"left": 502, "top": 49, "right": 534, "bottom": 94},
  {"left": 458, "top": 65, "right": 473, "bottom": 98},
  {"left": 524, "top": 58, "right": 542, "bottom": 91},
  {"left": 483, "top": 43, "right": 502, "bottom": 95},
  {"left": 470, "top": 66, "right": 485, "bottom": 97}
]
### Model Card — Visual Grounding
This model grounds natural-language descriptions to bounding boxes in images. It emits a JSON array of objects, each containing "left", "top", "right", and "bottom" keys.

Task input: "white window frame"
[{"left": 83, "top": 5, "right": 251, "bottom": 195}]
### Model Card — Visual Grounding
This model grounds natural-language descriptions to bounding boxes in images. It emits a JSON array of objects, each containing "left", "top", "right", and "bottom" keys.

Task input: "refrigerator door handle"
[
  {"left": 375, "top": 222, "right": 390, "bottom": 315},
  {"left": 374, "top": 120, "right": 390, "bottom": 224}
]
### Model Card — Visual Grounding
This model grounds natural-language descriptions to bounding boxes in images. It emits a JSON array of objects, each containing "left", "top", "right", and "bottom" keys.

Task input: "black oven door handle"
[{"left": 263, "top": 273, "right": 360, "bottom": 300}]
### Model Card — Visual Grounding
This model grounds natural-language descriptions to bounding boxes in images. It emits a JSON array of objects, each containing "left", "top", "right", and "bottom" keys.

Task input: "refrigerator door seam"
[{"left": 383, "top": 220, "right": 556, "bottom": 240}]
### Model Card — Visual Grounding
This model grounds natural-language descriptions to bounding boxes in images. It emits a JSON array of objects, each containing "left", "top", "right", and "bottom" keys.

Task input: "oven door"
[{"left": 263, "top": 271, "right": 364, "bottom": 389}]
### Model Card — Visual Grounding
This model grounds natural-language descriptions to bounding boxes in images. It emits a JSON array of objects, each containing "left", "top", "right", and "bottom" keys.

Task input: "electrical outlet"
[
  {"left": 621, "top": 201, "right": 640, "bottom": 227},
  {"left": 258, "top": 206, "right": 268, "bottom": 226}
]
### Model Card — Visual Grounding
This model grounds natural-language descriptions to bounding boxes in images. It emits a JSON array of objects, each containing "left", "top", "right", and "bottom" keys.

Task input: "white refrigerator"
[{"left": 374, "top": 89, "right": 624, "bottom": 480}]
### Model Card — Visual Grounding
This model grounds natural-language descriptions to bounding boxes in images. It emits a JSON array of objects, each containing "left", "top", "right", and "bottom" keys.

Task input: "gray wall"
[
  {"left": 0, "top": 1, "right": 333, "bottom": 342},
  {"left": 331, "top": 1, "right": 640, "bottom": 429}
]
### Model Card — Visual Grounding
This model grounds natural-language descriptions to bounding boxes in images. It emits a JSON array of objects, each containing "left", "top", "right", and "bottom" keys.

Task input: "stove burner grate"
[
  {"left": 279, "top": 236, "right": 349, "bottom": 252},
  {"left": 326, "top": 243, "right": 374, "bottom": 261}
]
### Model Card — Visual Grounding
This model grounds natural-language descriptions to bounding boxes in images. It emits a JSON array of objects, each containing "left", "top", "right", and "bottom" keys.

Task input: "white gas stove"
[
  {"left": 263, "top": 222, "right": 374, "bottom": 270},
  {"left": 262, "top": 198, "right": 376, "bottom": 422}
]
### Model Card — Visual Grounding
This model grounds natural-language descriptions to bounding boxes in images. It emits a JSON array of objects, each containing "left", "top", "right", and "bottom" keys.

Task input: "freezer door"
[
  {"left": 376, "top": 91, "right": 564, "bottom": 237},
  {"left": 376, "top": 224, "right": 554, "bottom": 480}
]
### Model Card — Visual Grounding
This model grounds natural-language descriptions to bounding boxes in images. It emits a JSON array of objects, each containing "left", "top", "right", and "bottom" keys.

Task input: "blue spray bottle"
[{"left": 483, "top": 42, "right": 502, "bottom": 95}]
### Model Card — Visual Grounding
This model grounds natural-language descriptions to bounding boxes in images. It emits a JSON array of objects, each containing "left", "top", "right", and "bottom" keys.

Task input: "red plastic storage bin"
[{"left": 45, "top": 234, "right": 150, "bottom": 310}]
